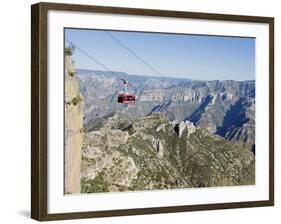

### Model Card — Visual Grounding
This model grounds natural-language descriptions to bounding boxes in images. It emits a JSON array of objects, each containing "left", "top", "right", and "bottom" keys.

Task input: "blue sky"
[{"left": 65, "top": 28, "right": 255, "bottom": 81}]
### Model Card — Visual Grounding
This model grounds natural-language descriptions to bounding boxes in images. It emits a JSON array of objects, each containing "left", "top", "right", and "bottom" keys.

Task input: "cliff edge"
[{"left": 64, "top": 48, "right": 84, "bottom": 194}]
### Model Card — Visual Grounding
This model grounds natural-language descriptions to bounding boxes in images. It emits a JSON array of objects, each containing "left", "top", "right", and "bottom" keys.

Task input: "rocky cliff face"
[
  {"left": 78, "top": 70, "right": 255, "bottom": 146},
  {"left": 72, "top": 69, "right": 255, "bottom": 193},
  {"left": 81, "top": 112, "right": 255, "bottom": 193},
  {"left": 64, "top": 53, "right": 84, "bottom": 194}
]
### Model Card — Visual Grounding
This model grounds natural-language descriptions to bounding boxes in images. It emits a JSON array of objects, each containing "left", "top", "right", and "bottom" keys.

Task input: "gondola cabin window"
[{"left": 117, "top": 93, "right": 136, "bottom": 103}]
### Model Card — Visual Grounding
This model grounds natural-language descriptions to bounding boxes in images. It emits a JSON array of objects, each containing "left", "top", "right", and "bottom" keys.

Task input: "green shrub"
[
  {"left": 71, "top": 95, "right": 83, "bottom": 105},
  {"left": 64, "top": 47, "right": 74, "bottom": 56},
  {"left": 68, "top": 70, "right": 76, "bottom": 76},
  {"left": 81, "top": 175, "right": 109, "bottom": 193}
]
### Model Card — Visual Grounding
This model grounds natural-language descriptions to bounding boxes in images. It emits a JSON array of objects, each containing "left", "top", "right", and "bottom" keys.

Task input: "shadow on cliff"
[
  {"left": 216, "top": 97, "right": 249, "bottom": 139},
  {"left": 186, "top": 95, "right": 213, "bottom": 124}
]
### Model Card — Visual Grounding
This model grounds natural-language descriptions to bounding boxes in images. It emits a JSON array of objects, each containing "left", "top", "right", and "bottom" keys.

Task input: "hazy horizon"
[{"left": 76, "top": 68, "right": 255, "bottom": 82}]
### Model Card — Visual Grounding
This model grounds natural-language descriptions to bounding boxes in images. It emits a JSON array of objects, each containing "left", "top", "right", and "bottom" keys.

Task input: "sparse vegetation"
[
  {"left": 81, "top": 174, "right": 109, "bottom": 193},
  {"left": 68, "top": 69, "right": 76, "bottom": 77},
  {"left": 81, "top": 112, "right": 255, "bottom": 193},
  {"left": 64, "top": 45, "right": 75, "bottom": 56},
  {"left": 71, "top": 95, "right": 83, "bottom": 105}
]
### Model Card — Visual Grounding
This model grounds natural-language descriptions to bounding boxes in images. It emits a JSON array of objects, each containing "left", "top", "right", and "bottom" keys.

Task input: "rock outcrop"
[
  {"left": 174, "top": 120, "right": 196, "bottom": 137},
  {"left": 81, "top": 112, "right": 255, "bottom": 193},
  {"left": 64, "top": 51, "right": 84, "bottom": 194},
  {"left": 81, "top": 129, "right": 138, "bottom": 192}
]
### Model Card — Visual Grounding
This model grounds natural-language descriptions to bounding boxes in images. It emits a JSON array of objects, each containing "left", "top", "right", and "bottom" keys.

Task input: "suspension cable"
[
  {"left": 104, "top": 31, "right": 165, "bottom": 78},
  {"left": 65, "top": 39, "right": 114, "bottom": 74}
]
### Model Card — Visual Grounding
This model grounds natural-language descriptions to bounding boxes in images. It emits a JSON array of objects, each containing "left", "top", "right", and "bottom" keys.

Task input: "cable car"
[
  {"left": 117, "top": 78, "right": 136, "bottom": 104},
  {"left": 117, "top": 93, "right": 136, "bottom": 103}
]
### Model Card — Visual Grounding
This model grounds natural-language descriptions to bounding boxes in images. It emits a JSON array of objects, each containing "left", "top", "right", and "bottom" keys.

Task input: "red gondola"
[
  {"left": 117, "top": 78, "right": 136, "bottom": 105},
  {"left": 117, "top": 93, "right": 136, "bottom": 103}
]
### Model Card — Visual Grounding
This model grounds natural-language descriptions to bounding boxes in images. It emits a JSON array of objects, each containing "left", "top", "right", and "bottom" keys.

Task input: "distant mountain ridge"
[
  {"left": 77, "top": 68, "right": 198, "bottom": 82},
  {"left": 77, "top": 69, "right": 255, "bottom": 146}
]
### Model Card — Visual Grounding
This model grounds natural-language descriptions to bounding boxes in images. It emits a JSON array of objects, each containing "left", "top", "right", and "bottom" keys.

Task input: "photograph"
[{"left": 64, "top": 28, "right": 256, "bottom": 195}]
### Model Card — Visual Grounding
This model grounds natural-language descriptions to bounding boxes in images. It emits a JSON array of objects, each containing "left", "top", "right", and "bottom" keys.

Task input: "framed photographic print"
[{"left": 31, "top": 2, "right": 274, "bottom": 221}]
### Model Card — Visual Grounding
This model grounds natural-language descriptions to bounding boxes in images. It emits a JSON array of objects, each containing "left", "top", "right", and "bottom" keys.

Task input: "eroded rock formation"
[{"left": 64, "top": 51, "right": 84, "bottom": 194}]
